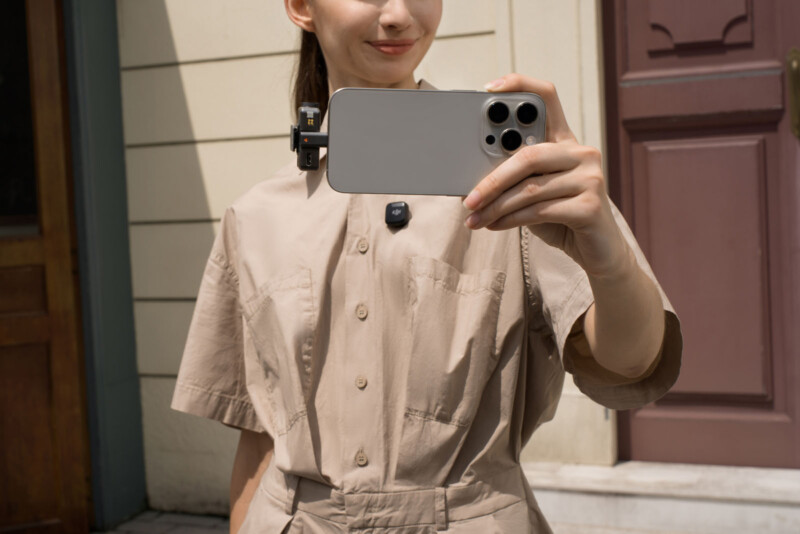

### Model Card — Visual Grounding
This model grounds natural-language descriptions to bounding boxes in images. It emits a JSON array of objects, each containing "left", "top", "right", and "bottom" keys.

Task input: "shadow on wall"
[
  {"left": 117, "top": 0, "right": 298, "bottom": 516},
  {"left": 115, "top": 0, "right": 528, "bottom": 516},
  {"left": 119, "top": 0, "right": 223, "bottom": 515}
]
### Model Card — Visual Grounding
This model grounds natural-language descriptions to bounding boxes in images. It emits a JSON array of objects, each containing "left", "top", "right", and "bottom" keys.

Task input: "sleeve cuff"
[
  {"left": 171, "top": 380, "right": 267, "bottom": 433},
  {"left": 565, "top": 310, "right": 683, "bottom": 410}
]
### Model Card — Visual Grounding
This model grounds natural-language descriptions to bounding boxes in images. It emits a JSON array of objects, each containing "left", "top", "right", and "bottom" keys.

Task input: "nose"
[{"left": 379, "top": 0, "right": 413, "bottom": 31}]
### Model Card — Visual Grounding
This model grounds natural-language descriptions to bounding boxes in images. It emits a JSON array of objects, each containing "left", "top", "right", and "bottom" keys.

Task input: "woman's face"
[{"left": 305, "top": 0, "right": 442, "bottom": 90}]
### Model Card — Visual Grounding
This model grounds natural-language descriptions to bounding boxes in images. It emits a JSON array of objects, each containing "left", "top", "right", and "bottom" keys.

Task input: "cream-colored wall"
[
  {"left": 510, "top": 0, "right": 614, "bottom": 467},
  {"left": 117, "top": 0, "right": 609, "bottom": 513}
]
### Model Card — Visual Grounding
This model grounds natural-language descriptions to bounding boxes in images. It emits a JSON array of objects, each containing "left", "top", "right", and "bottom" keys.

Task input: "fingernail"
[
  {"left": 484, "top": 78, "right": 505, "bottom": 91},
  {"left": 465, "top": 212, "right": 480, "bottom": 228},
  {"left": 463, "top": 190, "right": 481, "bottom": 209}
]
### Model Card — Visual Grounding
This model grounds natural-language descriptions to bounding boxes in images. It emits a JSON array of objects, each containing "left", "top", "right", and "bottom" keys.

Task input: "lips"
[{"left": 368, "top": 39, "right": 417, "bottom": 55}]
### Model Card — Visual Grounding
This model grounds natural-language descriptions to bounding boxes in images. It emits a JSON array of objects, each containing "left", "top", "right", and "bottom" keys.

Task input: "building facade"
[{"left": 1, "top": 1, "right": 798, "bottom": 532}]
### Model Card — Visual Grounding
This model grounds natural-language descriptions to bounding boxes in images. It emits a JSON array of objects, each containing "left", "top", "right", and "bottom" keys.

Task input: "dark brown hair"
[{"left": 293, "top": 30, "right": 329, "bottom": 120}]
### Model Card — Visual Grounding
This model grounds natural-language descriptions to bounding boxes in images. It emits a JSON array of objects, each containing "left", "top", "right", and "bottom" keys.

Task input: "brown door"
[
  {"left": 1, "top": 0, "right": 91, "bottom": 531},
  {"left": 605, "top": 0, "right": 800, "bottom": 468}
]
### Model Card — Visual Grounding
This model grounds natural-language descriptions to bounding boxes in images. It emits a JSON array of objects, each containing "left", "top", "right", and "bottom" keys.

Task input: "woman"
[{"left": 171, "top": 1, "right": 682, "bottom": 532}]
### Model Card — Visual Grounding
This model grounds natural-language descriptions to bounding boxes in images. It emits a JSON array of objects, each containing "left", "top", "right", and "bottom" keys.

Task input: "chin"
[{"left": 363, "top": 64, "right": 420, "bottom": 86}]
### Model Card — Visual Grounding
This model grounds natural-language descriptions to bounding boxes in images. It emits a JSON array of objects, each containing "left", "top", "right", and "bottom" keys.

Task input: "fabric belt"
[{"left": 262, "top": 461, "right": 528, "bottom": 531}]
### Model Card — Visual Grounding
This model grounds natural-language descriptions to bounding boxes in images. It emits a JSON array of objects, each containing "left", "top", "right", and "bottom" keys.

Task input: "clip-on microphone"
[{"left": 290, "top": 102, "right": 329, "bottom": 171}]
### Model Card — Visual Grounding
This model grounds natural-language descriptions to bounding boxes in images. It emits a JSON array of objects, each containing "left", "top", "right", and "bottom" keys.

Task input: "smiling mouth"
[{"left": 368, "top": 39, "right": 417, "bottom": 56}]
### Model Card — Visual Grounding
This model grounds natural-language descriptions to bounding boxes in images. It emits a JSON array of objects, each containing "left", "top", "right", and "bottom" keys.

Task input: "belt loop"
[
  {"left": 434, "top": 487, "right": 448, "bottom": 531},
  {"left": 284, "top": 473, "right": 300, "bottom": 515}
]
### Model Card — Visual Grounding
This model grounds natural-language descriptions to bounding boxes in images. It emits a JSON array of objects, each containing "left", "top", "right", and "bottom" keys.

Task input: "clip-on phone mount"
[{"left": 290, "top": 102, "right": 329, "bottom": 171}]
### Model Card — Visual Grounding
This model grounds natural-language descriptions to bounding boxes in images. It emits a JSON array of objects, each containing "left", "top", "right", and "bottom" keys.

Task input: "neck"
[{"left": 327, "top": 72, "right": 420, "bottom": 95}]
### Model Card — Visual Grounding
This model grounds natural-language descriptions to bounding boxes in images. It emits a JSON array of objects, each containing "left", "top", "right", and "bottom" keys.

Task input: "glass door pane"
[{"left": 0, "top": 0, "right": 39, "bottom": 237}]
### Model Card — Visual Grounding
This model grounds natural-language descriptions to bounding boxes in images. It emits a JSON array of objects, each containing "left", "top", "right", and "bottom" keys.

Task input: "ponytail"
[{"left": 293, "top": 30, "right": 329, "bottom": 120}]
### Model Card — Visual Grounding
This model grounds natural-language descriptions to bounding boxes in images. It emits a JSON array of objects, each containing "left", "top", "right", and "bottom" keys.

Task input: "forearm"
[
  {"left": 582, "top": 245, "right": 665, "bottom": 378},
  {"left": 230, "top": 429, "right": 274, "bottom": 534}
]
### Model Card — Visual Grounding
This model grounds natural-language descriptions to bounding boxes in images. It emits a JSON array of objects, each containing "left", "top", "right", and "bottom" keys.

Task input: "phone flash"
[{"left": 526, "top": 136, "right": 536, "bottom": 145}]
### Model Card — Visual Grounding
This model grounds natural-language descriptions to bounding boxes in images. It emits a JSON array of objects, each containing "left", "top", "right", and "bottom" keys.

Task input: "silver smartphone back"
[{"left": 326, "top": 88, "right": 546, "bottom": 196}]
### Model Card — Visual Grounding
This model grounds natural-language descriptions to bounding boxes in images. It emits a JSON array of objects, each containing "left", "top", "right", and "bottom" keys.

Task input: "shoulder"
[
  {"left": 211, "top": 158, "right": 312, "bottom": 251},
  {"left": 229, "top": 159, "right": 312, "bottom": 217}
]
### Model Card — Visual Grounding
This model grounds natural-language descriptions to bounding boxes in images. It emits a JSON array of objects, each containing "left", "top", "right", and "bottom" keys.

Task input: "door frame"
[{"left": 61, "top": 0, "right": 146, "bottom": 527}]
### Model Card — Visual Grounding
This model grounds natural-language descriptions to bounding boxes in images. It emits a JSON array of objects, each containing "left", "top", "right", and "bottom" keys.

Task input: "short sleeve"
[
  {"left": 170, "top": 208, "right": 266, "bottom": 433},
  {"left": 523, "top": 197, "right": 682, "bottom": 410}
]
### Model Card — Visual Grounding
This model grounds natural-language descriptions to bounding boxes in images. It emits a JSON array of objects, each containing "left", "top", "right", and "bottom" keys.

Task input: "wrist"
[{"left": 586, "top": 240, "right": 638, "bottom": 287}]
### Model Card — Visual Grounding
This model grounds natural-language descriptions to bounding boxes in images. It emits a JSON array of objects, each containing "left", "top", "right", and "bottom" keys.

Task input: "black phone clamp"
[{"left": 290, "top": 102, "right": 329, "bottom": 171}]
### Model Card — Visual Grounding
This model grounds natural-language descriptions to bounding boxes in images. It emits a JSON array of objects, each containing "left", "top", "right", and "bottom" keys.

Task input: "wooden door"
[
  {"left": 604, "top": 0, "right": 800, "bottom": 468},
  {"left": 0, "top": 0, "right": 91, "bottom": 531}
]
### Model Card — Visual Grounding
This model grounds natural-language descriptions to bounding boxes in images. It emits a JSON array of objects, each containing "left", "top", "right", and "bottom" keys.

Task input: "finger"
[
  {"left": 485, "top": 195, "right": 587, "bottom": 231},
  {"left": 485, "top": 73, "right": 576, "bottom": 143},
  {"left": 464, "top": 143, "right": 581, "bottom": 211},
  {"left": 467, "top": 170, "right": 582, "bottom": 229}
]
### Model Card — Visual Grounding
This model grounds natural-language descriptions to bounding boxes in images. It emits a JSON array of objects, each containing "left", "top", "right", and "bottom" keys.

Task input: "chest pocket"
[
  {"left": 242, "top": 268, "right": 315, "bottom": 436},
  {"left": 404, "top": 256, "right": 507, "bottom": 427}
]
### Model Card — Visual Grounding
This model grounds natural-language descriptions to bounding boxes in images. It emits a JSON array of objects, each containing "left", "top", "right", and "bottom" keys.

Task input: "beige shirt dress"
[{"left": 171, "top": 80, "right": 682, "bottom": 533}]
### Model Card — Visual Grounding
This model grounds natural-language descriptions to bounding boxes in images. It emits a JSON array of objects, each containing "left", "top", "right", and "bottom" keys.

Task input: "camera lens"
[
  {"left": 487, "top": 101, "right": 510, "bottom": 124},
  {"left": 501, "top": 129, "right": 523, "bottom": 152},
  {"left": 485, "top": 134, "right": 496, "bottom": 145},
  {"left": 516, "top": 102, "right": 538, "bottom": 125}
]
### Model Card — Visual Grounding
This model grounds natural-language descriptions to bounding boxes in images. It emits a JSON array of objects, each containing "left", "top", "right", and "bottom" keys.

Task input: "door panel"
[
  {"left": 0, "top": 0, "right": 90, "bottom": 531},
  {"left": 605, "top": 0, "right": 800, "bottom": 467},
  {"left": 623, "top": 0, "right": 770, "bottom": 74},
  {"left": 1, "top": 345, "right": 60, "bottom": 529},
  {"left": 0, "top": 265, "right": 47, "bottom": 314},
  {"left": 634, "top": 137, "right": 770, "bottom": 399},
  {"left": 646, "top": 0, "right": 751, "bottom": 52}
]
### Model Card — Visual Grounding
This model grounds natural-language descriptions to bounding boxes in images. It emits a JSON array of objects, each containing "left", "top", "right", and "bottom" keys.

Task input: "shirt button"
[
  {"left": 356, "top": 303, "right": 368, "bottom": 320},
  {"left": 357, "top": 238, "right": 369, "bottom": 254},
  {"left": 355, "top": 375, "right": 368, "bottom": 389},
  {"left": 355, "top": 449, "right": 369, "bottom": 467}
]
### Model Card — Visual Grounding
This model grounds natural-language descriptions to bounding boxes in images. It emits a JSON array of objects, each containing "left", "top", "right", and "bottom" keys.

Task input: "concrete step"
[
  {"left": 524, "top": 461, "right": 800, "bottom": 534},
  {"left": 552, "top": 524, "right": 682, "bottom": 534}
]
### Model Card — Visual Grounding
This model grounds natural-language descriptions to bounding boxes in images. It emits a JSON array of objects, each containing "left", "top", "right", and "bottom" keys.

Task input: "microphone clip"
[{"left": 290, "top": 102, "right": 329, "bottom": 171}]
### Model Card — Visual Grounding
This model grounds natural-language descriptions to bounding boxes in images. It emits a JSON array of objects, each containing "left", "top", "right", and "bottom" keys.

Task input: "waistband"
[{"left": 260, "top": 461, "right": 529, "bottom": 531}]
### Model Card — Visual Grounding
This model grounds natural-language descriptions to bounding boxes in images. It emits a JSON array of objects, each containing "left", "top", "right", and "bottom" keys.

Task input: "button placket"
[{"left": 341, "top": 195, "right": 381, "bottom": 481}]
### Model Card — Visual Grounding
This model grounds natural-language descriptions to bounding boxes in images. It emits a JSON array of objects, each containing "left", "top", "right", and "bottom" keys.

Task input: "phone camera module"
[
  {"left": 516, "top": 102, "right": 538, "bottom": 125},
  {"left": 487, "top": 101, "right": 510, "bottom": 124},
  {"left": 501, "top": 129, "right": 523, "bottom": 152}
]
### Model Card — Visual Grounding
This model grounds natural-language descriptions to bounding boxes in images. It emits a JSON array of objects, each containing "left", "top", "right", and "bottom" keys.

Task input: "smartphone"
[{"left": 326, "top": 88, "right": 546, "bottom": 196}]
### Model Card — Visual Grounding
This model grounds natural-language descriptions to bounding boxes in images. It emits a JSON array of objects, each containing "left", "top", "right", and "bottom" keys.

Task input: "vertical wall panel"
[
  {"left": 507, "top": 0, "right": 615, "bottom": 465},
  {"left": 140, "top": 378, "right": 239, "bottom": 514},
  {"left": 135, "top": 302, "right": 195, "bottom": 376},
  {"left": 129, "top": 222, "right": 218, "bottom": 299},
  {"left": 126, "top": 138, "right": 293, "bottom": 222},
  {"left": 511, "top": 0, "right": 583, "bottom": 139},
  {"left": 417, "top": 34, "right": 503, "bottom": 89},
  {"left": 121, "top": 54, "right": 296, "bottom": 145},
  {"left": 117, "top": 0, "right": 297, "bottom": 67}
]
